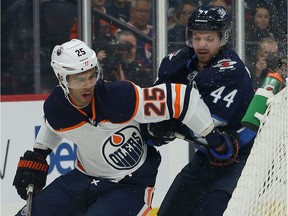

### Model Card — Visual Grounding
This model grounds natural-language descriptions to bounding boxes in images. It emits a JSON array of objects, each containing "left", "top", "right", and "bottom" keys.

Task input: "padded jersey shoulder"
[
  {"left": 44, "top": 81, "right": 139, "bottom": 130},
  {"left": 95, "top": 80, "right": 138, "bottom": 123},
  {"left": 157, "top": 46, "right": 195, "bottom": 85},
  {"left": 44, "top": 86, "right": 86, "bottom": 130}
]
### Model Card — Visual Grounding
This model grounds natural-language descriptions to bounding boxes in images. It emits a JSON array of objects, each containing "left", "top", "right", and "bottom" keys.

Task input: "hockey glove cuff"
[
  {"left": 13, "top": 150, "right": 49, "bottom": 200},
  {"left": 207, "top": 132, "right": 239, "bottom": 166}
]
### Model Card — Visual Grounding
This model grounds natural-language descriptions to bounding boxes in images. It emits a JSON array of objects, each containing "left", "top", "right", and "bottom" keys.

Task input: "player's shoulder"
[
  {"left": 44, "top": 86, "right": 67, "bottom": 110},
  {"left": 44, "top": 86, "right": 84, "bottom": 130},
  {"left": 162, "top": 46, "right": 194, "bottom": 64},
  {"left": 96, "top": 79, "right": 136, "bottom": 98},
  {"left": 157, "top": 46, "right": 195, "bottom": 81},
  {"left": 96, "top": 79, "right": 138, "bottom": 123}
]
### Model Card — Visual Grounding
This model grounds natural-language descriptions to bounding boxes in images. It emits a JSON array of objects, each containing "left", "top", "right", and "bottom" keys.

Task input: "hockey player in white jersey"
[{"left": 13, "top": 39, "right": 236, "bottom": 216}]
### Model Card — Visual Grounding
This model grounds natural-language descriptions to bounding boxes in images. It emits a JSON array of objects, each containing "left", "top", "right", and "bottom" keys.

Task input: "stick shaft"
[
  {"left": 173, "top": 132, "right": 207, "bottom": 148},
  {"left": 26, "top": 184, "right": 34, "bottom": 216}
]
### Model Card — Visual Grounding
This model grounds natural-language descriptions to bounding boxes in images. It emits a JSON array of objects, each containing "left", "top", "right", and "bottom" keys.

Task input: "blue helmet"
[{"left": 186, "top": 6, "right": 230, "bottom": 47}]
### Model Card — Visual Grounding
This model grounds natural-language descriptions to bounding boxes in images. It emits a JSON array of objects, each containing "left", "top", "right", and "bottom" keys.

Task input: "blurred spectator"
[
  {"left": 91, "top": 0, "right": 107, "bottom": 14},
  {"left": 167, "top": 1, "right": 197, "bottom": 52},
  {"left": 245, "top": 3, "right": 286, "bottom": 60},
  {"left": 106, "top": 0, "right": 131, "bottom": 22},
  {"left": 246, "top": 0, "right": 287, "bottom": 35},
  {"left": 167, "top": 0, "right": 184, "bottom": 28},
  {"left": 115, "top": 30, "right": 153, "bottom": 86},
  {"left": 91, "top": 0, "right": 118, "bottom": 49},
  {"left": 127, "top": 0, "right": 153, "bottom": 73},
  {"left": 208, "top": 0, "right": 230, "bottom": 10},
  {"left": 69, "top": 0, "right": 118, "bottom": 51},
  {"left": 248, "top": 37, "right": 282, "bottom": 88},
  {"left": 200, "top": 0, "right": 231, "bottom": 7},
  {"left": 97, "top": 30, "right": 153, "bottom": 87}
]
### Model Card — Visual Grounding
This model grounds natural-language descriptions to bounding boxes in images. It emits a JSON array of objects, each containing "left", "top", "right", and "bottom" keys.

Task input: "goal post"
[{"left": 223, "top": 83, "right": 288, "bottom": 216}]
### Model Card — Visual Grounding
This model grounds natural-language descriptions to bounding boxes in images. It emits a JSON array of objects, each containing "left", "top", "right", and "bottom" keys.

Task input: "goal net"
[{"left": 223, "top": 84, "right": 288, "bottom": 216}]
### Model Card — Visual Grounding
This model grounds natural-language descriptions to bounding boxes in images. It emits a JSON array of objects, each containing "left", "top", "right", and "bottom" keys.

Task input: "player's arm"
[
  {"left": 13, "top": 121, "right": 62, "bottom": 200},
  {"left": 133, "top": 82, "right": 239, "bottom": 165},
  {"left": 134, "top": 82, "right": 214, "bottom": 138}
]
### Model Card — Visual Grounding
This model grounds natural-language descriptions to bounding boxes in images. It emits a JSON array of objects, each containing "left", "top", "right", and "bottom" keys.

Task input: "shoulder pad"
[
  {"left": 96, "top": 80, "right": 137, "bottom": 123},
  {"left": 157, "top": 47, "right": 196, "bottom": 84},
  {"left": 164, "top": 46, "right": 193, "bottom": 63},
  {"left": 44, "top": 87, "right": 85, "bottom": 130}
]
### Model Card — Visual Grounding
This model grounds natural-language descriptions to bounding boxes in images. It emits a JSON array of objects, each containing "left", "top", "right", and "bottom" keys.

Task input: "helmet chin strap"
[
  {"left": 59, "top": 80, "right": 90, "bottom": 109},
  {"left": 66, "top": 94, "right": 90, "bottom": 109}
]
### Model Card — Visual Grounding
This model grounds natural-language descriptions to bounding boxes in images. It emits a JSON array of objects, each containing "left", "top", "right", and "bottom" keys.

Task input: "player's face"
[
  {"left": 192, "top": 31, "right": 222, "bottom": 66},
  {"left": 67, "top": 68, "right": 97, "bottom": 107}
]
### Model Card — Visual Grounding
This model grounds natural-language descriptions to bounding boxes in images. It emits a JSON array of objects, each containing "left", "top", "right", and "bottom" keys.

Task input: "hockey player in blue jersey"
[
  {"left": 149, "top": 6, "right": 257, "bottom": 216},
  {"left": 12, "top": 39, "right": 237, "bottom": 216}
]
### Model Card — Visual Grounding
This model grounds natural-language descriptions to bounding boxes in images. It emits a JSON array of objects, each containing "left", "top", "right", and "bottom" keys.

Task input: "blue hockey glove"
[
  {"left": 174, "top": 128, "right": 239, "bottom": 166},
  {"left": 206, "top": 131, "right": 239, "bottom": 166}
]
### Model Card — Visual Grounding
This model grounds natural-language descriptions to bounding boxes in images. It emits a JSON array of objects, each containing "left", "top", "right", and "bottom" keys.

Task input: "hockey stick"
[
  {"left": 173, "top": 132, "right": 244, "bottom": 165},
  {"left": 174, "top": 132, "right": 208, "bottom": 148},
  {"left": 26, "top": 184, "right": 34, "bottom": 216}
]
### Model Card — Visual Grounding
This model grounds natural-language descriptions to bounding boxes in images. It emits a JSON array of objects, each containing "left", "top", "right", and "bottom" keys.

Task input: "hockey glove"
[
  {"left": 206, "top": 132, "right": 239, "bottom": 166},
  {"left": 145, "top": 119, "right": 179, "bottom": 146},
  {"left": 13, "top": 150, "right": 49, "bottom": 200}
]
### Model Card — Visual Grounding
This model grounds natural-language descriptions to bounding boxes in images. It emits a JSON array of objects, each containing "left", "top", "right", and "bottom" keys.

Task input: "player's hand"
[
  {"left": 207, "top": 133, "right": 239, "bottom": 166},
  {"left": 13, "top": 150, "right": 49, "bottom": 200},
  {"left": 148, "top": 119, "right": 177, "bottom": 138},
  {"left": 145, "top": 119, "right": 179, "bottom": 146}
]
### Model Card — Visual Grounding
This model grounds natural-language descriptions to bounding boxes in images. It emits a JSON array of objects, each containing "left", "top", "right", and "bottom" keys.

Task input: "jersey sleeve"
[
  {"left": 34, "top": 120, "right": 63, "bottom": 151},
  {"left": 133, "top": 83, "right": 214, "bottom": 137}
]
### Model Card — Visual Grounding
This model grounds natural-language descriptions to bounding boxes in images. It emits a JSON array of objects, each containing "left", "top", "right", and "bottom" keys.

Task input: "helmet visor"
[{"left": 66, "top": 68, "right": 98, "bottom": 89}]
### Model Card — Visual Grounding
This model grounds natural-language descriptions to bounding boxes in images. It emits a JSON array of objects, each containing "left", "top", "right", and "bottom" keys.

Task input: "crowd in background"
[{"left": 1, "top": 0, "right": 287, "bottom": 95}]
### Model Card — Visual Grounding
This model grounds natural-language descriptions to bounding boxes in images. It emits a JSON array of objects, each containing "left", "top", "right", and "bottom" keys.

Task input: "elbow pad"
[{"left": 182, "top": 87, "right": 214, "bottom": 137}]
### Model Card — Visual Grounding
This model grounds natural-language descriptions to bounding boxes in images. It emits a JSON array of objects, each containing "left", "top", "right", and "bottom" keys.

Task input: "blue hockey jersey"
[{"left": 156, "top": 46, "right": 256, "bottom": 147}]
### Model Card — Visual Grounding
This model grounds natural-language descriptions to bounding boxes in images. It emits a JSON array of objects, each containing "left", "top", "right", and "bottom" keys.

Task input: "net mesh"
[{"left": 223, "top": 84, "right": 288, "bottom": 216}]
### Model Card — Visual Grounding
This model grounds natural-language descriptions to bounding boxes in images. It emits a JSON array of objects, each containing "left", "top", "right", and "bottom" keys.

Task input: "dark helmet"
[{"left": 186, "top": 6, "right": 231, "bottom": 47}]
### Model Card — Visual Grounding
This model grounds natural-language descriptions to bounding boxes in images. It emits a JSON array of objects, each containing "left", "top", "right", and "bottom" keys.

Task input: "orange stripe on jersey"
[
  {"left": 173, "top": 84, "right": 181, "bottom": 119},
  {"left": 141, "top": 187, "right": 154, "bottom": 216},
  {"left": 56, "top": 121, "right": 87, "bottom": 132},
  {"left": 131, "top": 83, "right": 140, "bottom": 119},
  {"left": 115, "top": 82, "right": 140, "bottom": 124}
]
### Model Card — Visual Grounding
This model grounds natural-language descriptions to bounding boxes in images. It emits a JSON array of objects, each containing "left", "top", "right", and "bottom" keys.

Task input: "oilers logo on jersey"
[{"left": 103, "top": 126, "right": 144, "bottom": 170}]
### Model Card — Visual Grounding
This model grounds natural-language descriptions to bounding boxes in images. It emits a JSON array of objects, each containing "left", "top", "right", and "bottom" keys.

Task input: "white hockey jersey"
[{"left": 35, "top": 80, "right": 213, "bottom": 180}]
